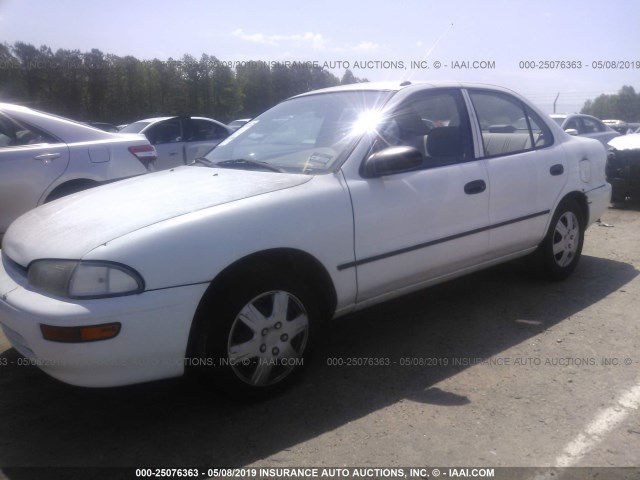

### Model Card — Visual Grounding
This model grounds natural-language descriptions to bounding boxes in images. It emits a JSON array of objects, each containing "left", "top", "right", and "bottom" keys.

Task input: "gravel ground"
[{"left": 0, "top": 204, "right": 639, "bottom": 479}]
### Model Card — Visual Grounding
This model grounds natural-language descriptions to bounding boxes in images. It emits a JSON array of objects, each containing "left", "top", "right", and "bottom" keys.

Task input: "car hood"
[
  {"left": 3, "top": 166, "right": 311, "bottom": 266},
  {"left": 608, "top": 133, "right": 640, "bottom": 151}
]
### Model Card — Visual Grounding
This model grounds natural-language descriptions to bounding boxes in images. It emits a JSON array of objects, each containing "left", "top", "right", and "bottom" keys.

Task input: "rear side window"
[
  {"left": 145, "top": 119, "right": 182, "bottom": 144},
  {"left": 469, "top": 90, "right": 553, "bottom": 157},
  {"left": 0, "top": 112, "right": 59, "bottom": 147}
]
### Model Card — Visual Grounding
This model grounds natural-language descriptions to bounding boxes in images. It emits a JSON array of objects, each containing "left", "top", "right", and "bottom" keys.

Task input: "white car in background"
[
  {"left": 120, "top": 116, "right": 231, "bottom": 170},
  {"left": 550, "top": 113, "right": 619, "bottom": 146},
  {"left": 0, "top": 103, "right": 157, "bottom": 239},
  {"left": 0, "top": 82, "right": 610, "bottom": 397}
]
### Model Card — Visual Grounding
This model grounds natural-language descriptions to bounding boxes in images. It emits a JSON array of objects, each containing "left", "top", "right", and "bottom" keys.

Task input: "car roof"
[
  {"left": 0, "top": 102, "right": 126, "bottom": 143},
  {"left": 129, "top": 116, "right": 229, "bottom": 131},
  {"left": 292, "top": 80, "right": 526, "bottom": 99},
  {"left": 550, "top": 113, "right": 603, "bottom": 121},
  {"left": 133, "top": 116, "right": 223, "bottom": 123}
]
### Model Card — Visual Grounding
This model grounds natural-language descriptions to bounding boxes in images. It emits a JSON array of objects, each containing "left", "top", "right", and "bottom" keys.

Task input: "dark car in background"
[
  {"left": 607, "top": 133, "right": 640, "bottom": 203},
  {"left": 121, "top": 116, "right": 231, "bottom": 170}
]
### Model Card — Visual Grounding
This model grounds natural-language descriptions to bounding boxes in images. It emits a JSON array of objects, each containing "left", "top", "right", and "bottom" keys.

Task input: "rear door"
[
  {"left": 144, "top": 118, "right": 185, "bottom": 170},
  {"left": 0, "top": 112, "right": 70, "bottom": 234},
  {"left": 183, "top": 118, "right": 230, "bottom": 162},
  {"left": 467, "top": 89, "right": 566, "bottom": 257}
]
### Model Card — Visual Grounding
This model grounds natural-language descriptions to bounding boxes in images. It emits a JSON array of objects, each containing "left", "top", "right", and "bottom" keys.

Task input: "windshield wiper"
[{"left": 214, "top": 158, "right": 284, "bottom": 173}]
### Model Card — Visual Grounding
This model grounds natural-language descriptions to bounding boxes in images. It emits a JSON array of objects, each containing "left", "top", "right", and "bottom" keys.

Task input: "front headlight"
[{"left": 28, "top": 260, "right": 144, "bottom": 299}]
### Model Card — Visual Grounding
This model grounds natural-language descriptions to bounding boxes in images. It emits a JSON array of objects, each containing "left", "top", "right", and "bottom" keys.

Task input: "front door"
[{"left": 344, "top": 89, "right": 490, "bottom": 303}]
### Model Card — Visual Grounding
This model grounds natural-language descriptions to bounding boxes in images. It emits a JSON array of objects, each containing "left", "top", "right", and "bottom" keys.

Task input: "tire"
[
  {"left": 534, "top": 198, "right": 585, "bottom": 281},
  {"left": 610, "top": 187, "right": 627, "bottom": 207},
  {"left": 188, "top": 264, "right": 318, "bottom": 397}
]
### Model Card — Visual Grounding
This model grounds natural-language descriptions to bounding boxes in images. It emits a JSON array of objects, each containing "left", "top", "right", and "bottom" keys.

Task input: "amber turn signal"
[{"left": 40, "top": 323, "right": 121, "bottom": 343}]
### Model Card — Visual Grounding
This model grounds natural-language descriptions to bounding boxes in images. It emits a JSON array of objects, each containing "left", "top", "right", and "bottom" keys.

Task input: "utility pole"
[{"left": 553, "top": 93, "right": 560, "bottom": 113}]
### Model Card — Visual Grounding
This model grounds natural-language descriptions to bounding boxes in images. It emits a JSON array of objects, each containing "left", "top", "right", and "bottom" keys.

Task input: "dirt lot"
[{"left": 0, "top": 205, "right": 639, "bottom": 479}]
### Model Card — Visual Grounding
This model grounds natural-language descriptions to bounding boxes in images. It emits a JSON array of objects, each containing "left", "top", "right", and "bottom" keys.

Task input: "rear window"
[{"left": 120, "top": 121, "right": 153, "bottom": 134}]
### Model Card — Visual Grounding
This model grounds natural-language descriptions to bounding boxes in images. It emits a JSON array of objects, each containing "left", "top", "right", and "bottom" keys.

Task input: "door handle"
[
  {"left": 550, "top": 164, "right": 564, "bottom": 176},
  {"left": 34, "top": 153, "right": 61, "bottom": 161},
  {"left": 464, "top": 179, "right": 486, "bottom": 195}
]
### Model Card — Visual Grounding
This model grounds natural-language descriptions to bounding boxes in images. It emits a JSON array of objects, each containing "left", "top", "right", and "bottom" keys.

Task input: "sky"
[{"left": 1, "top": 0, "right": 639, "bottom": 114}]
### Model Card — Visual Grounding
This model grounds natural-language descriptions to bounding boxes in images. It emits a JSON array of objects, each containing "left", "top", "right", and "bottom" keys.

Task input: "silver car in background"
[
  {"left": 120, "top": 116, "right": 231, "bottom": 170},
  {"left": 0, "top": 103, "right": 157, "bottom": 239},
  {"left": 550, "top": 113, "right": 619, "bottom": 146}
]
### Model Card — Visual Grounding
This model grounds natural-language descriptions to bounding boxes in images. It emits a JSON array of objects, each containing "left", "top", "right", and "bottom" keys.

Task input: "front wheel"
[
  {"left": 534, "top": 198, "right": 585, "bottom": 281},
  {"left": 189, "top": 266, "right": 318, "bottom": 397}
]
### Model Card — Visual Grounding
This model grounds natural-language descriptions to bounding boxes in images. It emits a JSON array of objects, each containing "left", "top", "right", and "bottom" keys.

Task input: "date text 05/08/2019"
[{"left": 519, "top": 60, "right": 640, "bottom": 69}]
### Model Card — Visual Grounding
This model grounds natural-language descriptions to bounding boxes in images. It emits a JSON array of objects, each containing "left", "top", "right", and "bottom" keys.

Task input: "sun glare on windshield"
[{"left": 349, "top": 110, "right": 385, "bottom": 136}]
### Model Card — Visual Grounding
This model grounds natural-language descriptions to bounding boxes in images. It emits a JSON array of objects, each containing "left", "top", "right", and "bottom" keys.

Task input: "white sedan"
[
  {"left": 0, "top": 103, "right": 157, "bottom": 239},
  {"left": 120, "top": 116, "right": 231, "bottom": 170},
  {"left": 0, "top": 82, "right": 611, "bottom": 396},
  {"left": 550, "top": 113, "right": 619, "bottom": 146}
]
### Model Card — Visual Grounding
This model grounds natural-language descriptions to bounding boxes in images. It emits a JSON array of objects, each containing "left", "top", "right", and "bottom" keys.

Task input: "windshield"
[{"left": 204, "top": 90, "right": 392, "bottom": 174}]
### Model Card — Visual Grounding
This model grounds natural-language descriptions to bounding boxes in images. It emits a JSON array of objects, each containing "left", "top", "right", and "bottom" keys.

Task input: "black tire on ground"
[
  {"left": 187, "top": 264, "right": 319, "bottom": 398},
  {"left": 533, "top": 198, "right": 585, "bottom": 281}
]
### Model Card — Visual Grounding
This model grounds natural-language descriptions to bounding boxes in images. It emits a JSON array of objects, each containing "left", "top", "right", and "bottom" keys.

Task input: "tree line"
[
  {"left": 3, "top": 42, "right": 636, "bottom": 125},
  {"left": 0, "top": 42, "right": 366, "bottom": 125},
  {"left": 581, "top": 85, "right": 640, "bottom": 122}
]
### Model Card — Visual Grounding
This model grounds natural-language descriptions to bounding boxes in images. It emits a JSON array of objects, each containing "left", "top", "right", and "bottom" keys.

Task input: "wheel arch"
[
  {"left": 185, "top": 247, "right": 338, "bottom": 359},
  {"left": 557, "top": 190, "right": 589, "bottom": 226},
  {"left": 43, "top": 178, "right": 100, "bottom": 203}
]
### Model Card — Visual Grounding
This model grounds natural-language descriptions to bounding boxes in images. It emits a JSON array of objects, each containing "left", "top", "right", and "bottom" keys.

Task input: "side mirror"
[
  {"left": 361, "top": 146, "right": 423, "bottom": 178},
  {"left": 564, "top": 128, "right": 579, "bottom": 136}
]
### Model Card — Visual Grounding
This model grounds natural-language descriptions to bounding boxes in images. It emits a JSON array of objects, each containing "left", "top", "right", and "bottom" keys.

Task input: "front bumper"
[
  {"left": 606, "top": 149, "right": 640, "bottom": 200},
  {"left": 0, "top": 253, "right": 208, "bottom": 387}
]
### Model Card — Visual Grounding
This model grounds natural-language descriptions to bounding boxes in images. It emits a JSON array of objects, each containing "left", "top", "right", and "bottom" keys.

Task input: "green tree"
[
  {"left": 0, "top": 43, "right": 23, "bottom": 100},
  {"left": 1, "top": 41, "right": 344, "bottom": 123},
  {"left": 581, "top": 86, "right": 640, "bottom": 121},
  {"left": 236, "top": 62, "right": 273, "bottom": 117}
]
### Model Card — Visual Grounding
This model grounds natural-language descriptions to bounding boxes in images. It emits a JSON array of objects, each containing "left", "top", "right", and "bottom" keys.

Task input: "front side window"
[
  {"left": 581, "top": 116, "right": 605, "bottom": 133},
  {"left": 469, "top": 90, "right": 552, "bottom": 157},
  {"left": 187, "top": 119, "right": 229, "bottom": 142},
  {"left": 372, "top": 90, "right": 471, "bottom": 168}
]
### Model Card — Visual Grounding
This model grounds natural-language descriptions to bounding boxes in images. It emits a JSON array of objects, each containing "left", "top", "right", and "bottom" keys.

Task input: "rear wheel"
[
  {"left": 534, "top": 198, "right": 585, "bottom": 280},
  {"left": 189, "top": 265, "right": 318, "bottom": 397}
]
